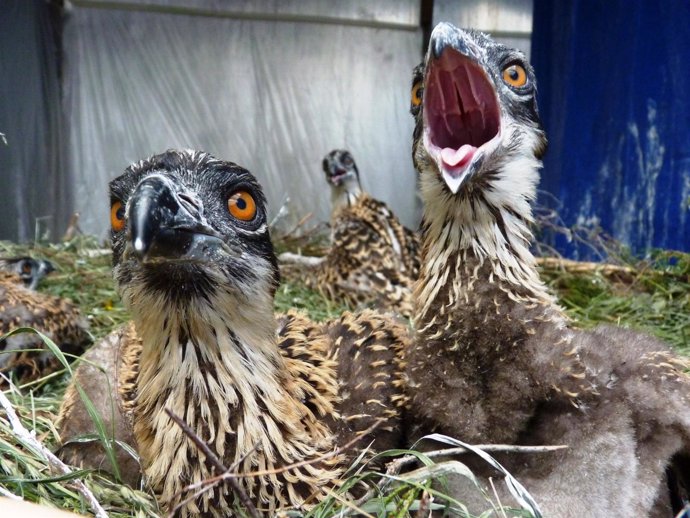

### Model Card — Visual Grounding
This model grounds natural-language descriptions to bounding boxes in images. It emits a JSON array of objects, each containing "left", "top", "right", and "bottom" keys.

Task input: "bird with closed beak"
[
  {"left": 57, "top": 149, "right": 409, "bottom": 517},
  {"left": 0, "top": 257, "right": 88, "bottom": 384},
  {"left": 0, "top": 256, "right": 56, "bottom": 291}
]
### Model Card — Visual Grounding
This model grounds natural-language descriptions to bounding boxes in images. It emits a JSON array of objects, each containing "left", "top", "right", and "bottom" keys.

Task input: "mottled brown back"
[
  {"left": 0, "top": 272, "right": 90, "bottom": 383},
  {"left": 312, "top": 194, "right": 420, "bottom": 317}
]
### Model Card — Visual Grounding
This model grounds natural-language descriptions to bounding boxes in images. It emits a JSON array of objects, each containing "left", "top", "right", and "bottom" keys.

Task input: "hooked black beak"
[
  {"left": 42, "top": 260, "right": 56, "bottom": 274},
  {"left": 127, "top": 175, "right": 225, "bottom": 262},
  {"left": 28, "top": 259, "right": 57, "bottom": 290},
  {"left": 429, "top": 22, "right": 478, "bottom": 61}
]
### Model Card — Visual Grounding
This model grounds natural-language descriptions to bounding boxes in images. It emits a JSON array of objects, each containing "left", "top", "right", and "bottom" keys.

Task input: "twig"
[
  {"left": 268, "top": 195, "right": 290, "bottom": 230},
  {"left": 415, "top": 490, "right": 432, "bottom": 518},
  {"left": 216, "top": 418, "right": 383, "bottom": 481},
  {"left": 170, "top": 441, "right": 264, "bottom": 514},
  {"left": 273, "top": 212, "right": 330, "bottom": 256},
  {"left": 169, "top": 414, "right": 384, "bottom": 515},
  {"left": 351, "top": 443, "right": 567, "bottom": 513},
  {"left": 389, "top": 443, "right": 567, "bottom": 475},
  {"left": 431, "top": 443, "right": 566, "bottom": 456},
  {"left": 280, "top": 212, "right": 315, "bottom": 239},
  {"left": 0, "top": 390, "right": 108, "bottom": 518},
  {"left": 165, "top": 408, "right": 260, "bottom": 518},
  {"left": 536, "top": 257, "right": 635, "bottom": 279},
  {"left": 278, "top": 251, "right": 325, "bottom": 267},
  {"left": 61, "top": 212, "right": 82, "bottom": 242},
  {"left": 489, "top": 477, "right": 508, "bottom": 518}
]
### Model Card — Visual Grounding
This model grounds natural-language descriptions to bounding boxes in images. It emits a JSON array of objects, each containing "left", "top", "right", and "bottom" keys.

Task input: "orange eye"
[
  {"left": 411, "top": 82, "right": 423, "bottom": 106},
  {"left": 502, "top": 64, "right": 527, "bottom": 88},
  {"left": 110, "top": 201, "right": 125, "bottom": 232},
  {"left": 22, "top": 263, "right": 32, "bottom": 274},
  {"left": 228, "top": 191, "right": 257, "bottom": 221}
]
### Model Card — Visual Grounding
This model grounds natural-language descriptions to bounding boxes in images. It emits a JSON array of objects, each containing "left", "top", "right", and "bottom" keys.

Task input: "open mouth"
[
  {"left": 423, "top": 47, "right": 501, "bottom": 192},
  {"left": 328, "top": 172, "right": 347, "bottom": 185}
]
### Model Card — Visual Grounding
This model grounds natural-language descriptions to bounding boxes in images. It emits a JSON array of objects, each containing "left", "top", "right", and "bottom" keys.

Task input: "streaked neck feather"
[
  {"left": 330, "top": 177, "right": 363, "bottom": 216},
  {"left": 416, "top": 157, "right": 558, "bottom": 322},
  {"left": 123, "top": 276, "right": 340, "bottom": 516}
]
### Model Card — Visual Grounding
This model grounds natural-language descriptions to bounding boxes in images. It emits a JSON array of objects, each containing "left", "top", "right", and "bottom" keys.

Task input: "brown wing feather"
[
  {"left": 314, "top": 194, "right": 419, "bottom": 316},
  {"left": 276, "top": 308, "right": 409, "bottom": 455},
  {"left": 58, "top": 310, "right": 409, "bottom": 499},
  {"left": 324, "top": 308, "right": 409, "bottom": 454}
]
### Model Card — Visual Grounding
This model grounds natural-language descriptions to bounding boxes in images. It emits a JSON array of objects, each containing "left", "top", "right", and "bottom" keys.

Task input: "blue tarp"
[{"left": 531, "top": 0, "right": 690, "bottom": 257}]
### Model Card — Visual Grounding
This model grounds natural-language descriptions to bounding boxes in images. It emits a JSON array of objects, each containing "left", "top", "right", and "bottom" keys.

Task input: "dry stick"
[
  {"left": 536, "top": 256, "right": 689, "bottom": 283},
  {"left": 351, "top": 443, "right": 568, "bottom": 513},
  {"left": 278, "top": 212, "right": 315, "bottom": 242},
  {"left": 488, "top": 477, "right": 508, "bottom": 518},
  {"left": 216, "top": 418, "right": 383, "bottom": 481},
  {"left": 164, "top": 408, "right": 260, "bottom": 518},
  {"left": 536, "top": 257, "right": 635, "bottom": 278},
  {"left": 415, "top": 490, "right": 432, "bottom": 518},
  {"left": 276, "top": 213, "right": 330, "bottom": 254},
  {"left": 386, "top": 444, "right": 568, "bottom": 478},
  {"left": 422, "top": 443, "right": 566, "bottom": 458},
  {"left": 170, "top": 441, "right": 264, "bottom": 515},
  {"left": 0, "top": 390, "right": 108, "bottom": 518}
]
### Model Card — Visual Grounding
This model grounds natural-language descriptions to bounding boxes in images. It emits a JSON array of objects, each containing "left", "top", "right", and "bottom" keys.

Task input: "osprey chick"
[
  {"left": 308, "top": 149, "right": 419, "bottom": 317},
  {"left": 0, "top": 256, "right": 56, "bottom": 290},
  {"left": 0, "top": 269, "right": 89, "bottom": 384},
  {"left": 406, "top": 23, "right": 690, "bottom": 517},
  {"left": 58, "top": 150, "right": 409, "bottom": 517}
]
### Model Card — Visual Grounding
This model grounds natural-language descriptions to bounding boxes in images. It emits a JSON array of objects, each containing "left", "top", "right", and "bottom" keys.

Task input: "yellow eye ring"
[
  {"left": 411, "top": 82, "right": 423, "bottom": 106},
  {"left": 502, "top": 64, "right": 527, "bottom": 88},
  {"left": 110, "top": 201, "right": 125, "bottom": 232},
  {"left": 228, "top": 191, "right": 257, "bottom": 221}
]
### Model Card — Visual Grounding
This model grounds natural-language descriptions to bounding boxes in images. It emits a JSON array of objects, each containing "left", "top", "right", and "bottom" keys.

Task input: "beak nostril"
[{"left": 178, "top": 193, "right": 203, "bottom": 216}]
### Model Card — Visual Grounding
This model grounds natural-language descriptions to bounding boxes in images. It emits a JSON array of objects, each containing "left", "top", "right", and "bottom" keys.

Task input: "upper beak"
[
  {"left": 127, "top": 175, "right": 226, "bottom": 262},
  {"left": 42, "top": 260, "right": 56, "bottom": 275},
  {"left": 428, "top": 22, "right": 481, "bottom": 63}
]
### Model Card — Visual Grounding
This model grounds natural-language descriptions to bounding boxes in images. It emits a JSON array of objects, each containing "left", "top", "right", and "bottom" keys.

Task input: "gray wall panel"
[
  {"left": 63, "top": 5, "right": 422, "bottom": 237},
  {"left": 71, "top": 0, "right": 420, "bottom": 27},
  {"left": 0, "top": 1, "right": 66, "bottom": 242}
]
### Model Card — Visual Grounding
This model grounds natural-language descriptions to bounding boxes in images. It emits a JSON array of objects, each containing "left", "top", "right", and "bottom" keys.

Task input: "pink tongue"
[{"left": 441, "top": 145, "right": 476, "bottom": 168}]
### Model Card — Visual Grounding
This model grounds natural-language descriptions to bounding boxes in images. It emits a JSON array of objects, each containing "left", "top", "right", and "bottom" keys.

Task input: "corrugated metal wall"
[
  {"left": 7, "top": 1, "right": 686, "bottom": 256},
  {"left": 0, "top": 1, "right": 67, "bottom": 242},
  {"left": 1, "top": 0, "right": 538, "bottom": 242},
  {"left": 62, "top": 0, "right": 422, "bottom": 237}
]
